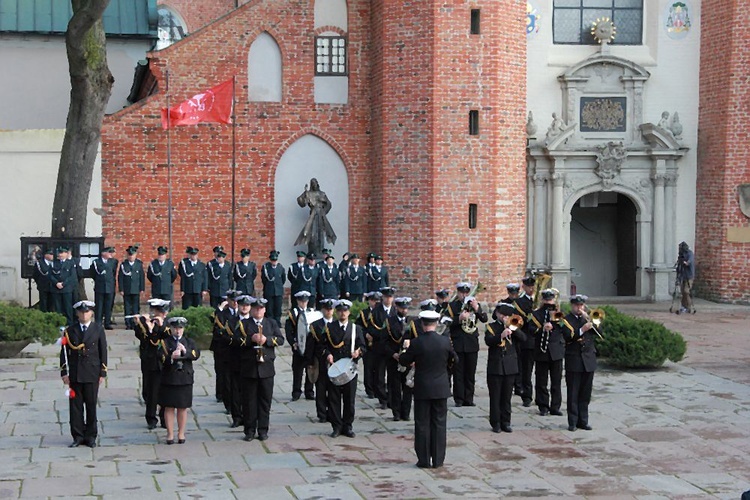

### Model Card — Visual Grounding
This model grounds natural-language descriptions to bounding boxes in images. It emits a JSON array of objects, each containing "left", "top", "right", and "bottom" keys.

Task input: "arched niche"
[
  {"left": 248, "top": 32, "right": 282, "bottom": 102},
  {"left": 314, "top": 0, "right": 348, "bottom": 32},
  {"left": 274, "top": 135, "right": 349, "bottom": 268}
]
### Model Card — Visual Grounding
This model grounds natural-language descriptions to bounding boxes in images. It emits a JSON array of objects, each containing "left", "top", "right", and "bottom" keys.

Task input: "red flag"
[{"left": 161, "top": 79, "right": 233, "bottom": 129}]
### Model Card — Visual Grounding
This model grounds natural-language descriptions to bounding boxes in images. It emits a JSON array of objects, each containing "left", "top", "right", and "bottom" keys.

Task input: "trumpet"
[{"left": 255, "top": 322, "right": 265, "bottom": 363}]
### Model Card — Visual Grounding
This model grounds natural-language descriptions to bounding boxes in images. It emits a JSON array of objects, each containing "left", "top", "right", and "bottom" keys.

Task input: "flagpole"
[
  {"left": 166, "top": 70, "right": 173, "bottom": 260},
  {"left": 231, "top": 76, "right": 237, "bottom": 261}
]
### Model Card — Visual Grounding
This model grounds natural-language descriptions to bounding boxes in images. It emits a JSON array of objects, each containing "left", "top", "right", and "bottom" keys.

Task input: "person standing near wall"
[{"left": 677, "top": 241, "right": 695, "bottom": 314}]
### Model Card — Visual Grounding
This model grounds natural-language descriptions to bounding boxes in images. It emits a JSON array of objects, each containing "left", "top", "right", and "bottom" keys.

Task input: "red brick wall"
[
  {"left": 696, "top": 0, "right": 750, "bottom": 304},
  {"left": 160, "top": 0, "right": 235, "bottom": 32},
  {"left": 103, "top": 0, "right": 528, "bottom": 301}
]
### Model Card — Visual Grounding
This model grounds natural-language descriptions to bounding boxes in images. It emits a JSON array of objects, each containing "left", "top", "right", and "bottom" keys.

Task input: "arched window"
[
  {"left": 553, "top": 0, "right": 643, "bottom": 45},
  {"left": 156, "top": 6, "right": 187, "bottom": 50},
  {"left": 248, "top": 32, "right": 283, "bottom": 102}
]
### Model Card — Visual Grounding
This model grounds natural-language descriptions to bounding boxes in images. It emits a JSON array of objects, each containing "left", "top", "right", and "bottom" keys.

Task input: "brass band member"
[
  {"left": 261, "top": 250, "right": 285, "bottom": 326},
  {"left": 133, "top": 298, "right": 170, "bottom": 429},
  {"left": 285, "top": 291, "right": 315, "bottom": 401},
  {"left": 528, "top": 289, "right": 565, "bottom": 417},
  {"left": 503, "top": 277, "right": 536, "bottom": 407},
  {"left": 235, "top": 296, "right": 285, "bottom": 441},
  {"left": 357, "top": 291, "right": 382, "bottom": 399},
  {"left": 159, "top": 317, "right": 200, "bottom": 444},
  {"left": 319, "top": 299, "right": 366, "bottom": 438},
  {"left": 445, "top": 282, "right": 487, "bottom": 407},
  {"left": 307, "top": 299, "right": 337, "bottom": 422},
  {"left": 370, "top": 286, "right": 397, "bottom": 409},
  {"left": 212, "top": 290, "right": 242, "bottom": 426},
  {"left": 562, "top": 294, "right": 597, "bottom": 432},
  {"left": 60, "top": 300, "right": 107, "bottom": 448},
  {"left": 434, "top": 289, "right": 450, "bottom": 315},
  {"left": 387, "top": 297, "right": 414, "bottom": 421},
  {"left": 485, "top": 303, "right": 526, "bottom": 433}
]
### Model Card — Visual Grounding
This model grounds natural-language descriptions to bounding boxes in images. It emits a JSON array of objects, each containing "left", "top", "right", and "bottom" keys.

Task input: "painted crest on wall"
[
  {"left": 665, "top": 1, "right": 692, "bottom": 40},
  {"left": 527, "top": 2, "right": 540, "bottom": 38}
]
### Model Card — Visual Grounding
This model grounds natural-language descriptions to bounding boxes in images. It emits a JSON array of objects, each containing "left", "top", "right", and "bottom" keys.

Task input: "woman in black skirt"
[{"left": 159, "top": 317, "right": 200, "bottom": 444}]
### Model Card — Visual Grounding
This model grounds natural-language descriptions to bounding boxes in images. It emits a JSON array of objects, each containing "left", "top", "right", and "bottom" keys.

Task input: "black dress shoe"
[
  {"left": 86, "top": 439, "right": 97, "bottom": 448},
  {"left": 105, "top": 325, "right": 114, "bottom": 330},
  {"left": 550, "top": 409, "right": 563, "bottom": 416},
  {"left": 577, "top": 424, "right": 593, "bottom": 431},
  {"left": 147, "top": 422, "right": 157, "bottom": 430},
  {"left": 454, "top": 401, "right": 463, "bottom": 407},
  {"left": 464, "top": 402, "right": 476, "bottom": 407},
  {"left": 243, "top": 434, "right": 254, "bottom": 442},
  {"left": 392, "top": 415, "right": 400, "bottom": 422},
  {"left": 379, "top": 402, "right": 388, "bottom": 410},
  {"left": 68, "top": 439, "right": 83, "bottom": 448},
  {"left": 257, "top": 433, "right": 268, "bottom": 441},
  {"left": 178, "top": 439, "right": 185, "bottom": 444},
  {"left": 291, "top": 394, "right": 301, "bottom": 401},
  {"left": 491, "top": 425, "right": 501, "bottom": 433},
  {"left": 230, "top": 420, "right": 242, "bottom": 428},
  {"left": 305, "top": 394, "right": 315, "bottom": 400},
  {"left": 522, "top": 400, "right": 532, "bottom": 407},
  {"left": 501, "top": 425, "right": 513, "bottom": 433},
  {"left": 567, "top": 425, "right": 577, "bottom": 432},
  {"left": 416, "top": 462, "right": 431, "bottom": 468},
  {"left": 539, "top": 408, "right": 549, "bottom": 416},
  {"left": 166, "top": 439, "right": 175, "bottom": 445},
  {"left": 343, "top": 429, "right": 355, "bottom": 438},
  {"left": 330, "top": 429, "right": 341, "bottom": 438}
]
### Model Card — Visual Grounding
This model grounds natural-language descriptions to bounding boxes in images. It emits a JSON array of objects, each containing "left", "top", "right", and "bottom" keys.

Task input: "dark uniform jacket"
[
  {"left": 235, "top": 316, "right": 285, "bottom": 379},
  {"left": 562, "top": 312, "right": 598, "bottom": 373},
  {"left": 179, "top": 258, "right": 207, "bottom": 294},
  {"left": 134, "top": 316, "right": 164, "bottom": 372},
  {"left": 118, "top": 259, "right": 145, "bottom": 295},
  {"left": 206, "top": 260, "right": 232, "bottom": 297},
  {"left": 60, "top": 322, "right": 108, "bottom": 382},
  {"left": 33, "top": 259, "right": 53, "bottom": 293},
  {"left": 484, "top": 320, "right": 527, "bottom": 376},
  {"left": 147, "top": 259, "right": 177, "bottom": 296},
  {"left": 317, "top": 264, "right": 340, "bottom": 298},
  {"left": 287, "top": 262, "right": 305, "bottom": 296},
  {"left": 307, "top": 317, "right": 334, "bottom": 364},
  {"left": 285, "top": 306, "right": 313, "bottom": 356},
  {"left": 503, "top": 294, "right": 535, "bottom": 350},
  {"left": 386, "top": 314, "right": 411, "bottom": 357},
  {"left": 50, "top": 258, "right": 79, "bottom": 293},
  {"left": 370, "top": 304, "right": 397, "bottom": 355},
  {"left": 160, "top": 335, "right": 200, "bottom": 386},
  {"left": 528, "top": 307, "right": 566, "bottom": 362},
  {"left": 297, "top": 265, "right": 319, "bottom": 296},
  {"left": 90, "top": 257, "right": 118, "bottom": 294},
  {"left": 399, "top": 330, "right": 456, "bottom": 400},
  {"left": 261, "top": 262, "right": 285, "bottom": 297},
  {"left": 210, "top": 306, "right": 236, "bottom": 353},
  {"left": 446, "top": 300, "right": 488, "bottom": 353},
  {"left": 316, "top": 321, "right": 367, "bottom": 363},
  {"left": 233, "top": 261, "right": 257, "bottom": 295},
  {"left": 343, "top": 265, "right": 366, "bottom": 296},
  {"left": 366, "top": 265, "right": 389, "bottom": 292}
]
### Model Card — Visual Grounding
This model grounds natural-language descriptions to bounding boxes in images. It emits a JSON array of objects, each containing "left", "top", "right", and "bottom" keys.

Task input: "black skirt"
[{"left": 159, "top": 383, "right": 193, "bottom": 408}]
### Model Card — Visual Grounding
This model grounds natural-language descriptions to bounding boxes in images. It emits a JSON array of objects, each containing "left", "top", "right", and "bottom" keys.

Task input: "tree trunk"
[{"left": 51, "top": 0, "right": 114, "bottom": 239}]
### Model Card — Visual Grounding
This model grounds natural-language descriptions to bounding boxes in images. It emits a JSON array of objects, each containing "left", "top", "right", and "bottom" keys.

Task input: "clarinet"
[{"left": 540, "top": 309, "right": 550, "bottom": 354}]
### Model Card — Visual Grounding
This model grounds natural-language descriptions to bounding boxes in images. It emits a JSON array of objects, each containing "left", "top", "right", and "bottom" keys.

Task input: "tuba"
[{"left": 461, "top": 305, "right": 477, "bottom": 334}]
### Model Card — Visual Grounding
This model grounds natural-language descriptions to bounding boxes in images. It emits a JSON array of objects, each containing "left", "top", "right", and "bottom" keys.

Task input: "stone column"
[
  {"left": 665, "top": 172, "right": 678, "bottom": 264},
  {"left": 532, "top": 173, "right": 547, "bottom": 268},
  {"left": 551, "top": 172, "right": 565, "bottom": 268},
  {"left": 652, "top": 173, "right": 667, "bottom": 266}
]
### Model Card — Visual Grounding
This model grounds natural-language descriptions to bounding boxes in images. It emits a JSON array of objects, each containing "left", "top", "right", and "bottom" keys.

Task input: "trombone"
[
  {"left": 501, "top": 314, "right": 524, "bottom": 348},
  {"left": 584, "top": 307, "right": 605, "bottom": 340}
]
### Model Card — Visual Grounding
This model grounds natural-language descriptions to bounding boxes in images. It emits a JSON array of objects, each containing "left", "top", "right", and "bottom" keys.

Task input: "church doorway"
[{"left": 570, "top": 192, "right": 637, "bottom": 297}]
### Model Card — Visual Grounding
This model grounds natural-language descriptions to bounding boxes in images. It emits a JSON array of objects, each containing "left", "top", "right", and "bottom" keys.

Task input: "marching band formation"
[{"left": 55, "top": 244, "right": 604, "bottom": 467}]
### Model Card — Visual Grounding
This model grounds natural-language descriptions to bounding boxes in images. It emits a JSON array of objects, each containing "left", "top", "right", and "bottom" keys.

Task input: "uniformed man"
[
  {"left": 367, "top": 255, "right": 390, "bottom": 293},
  {"left": 317, "top": 254, "right": 341, "bottom": 307},
  {"left": 119, "top": 245, "right": 145, "bottom": 329},
  {"left": 233, "top": 248, "right": 257, "bottom": 296},
  {"left": 50, "top": 246, "right": 78, "bottom": 324},
  {"left": 318, "top": 299, "right": 366, "bottom": 438},
  {"left": 212, "top": 290, "right": 241, "bottom": 423},
  {"left": 434, "top": 289, "right": 450, "bottom": 315},
  {"left": 285, "top": 291, "right": 315, "bottom": 401},
  {"left": 562, "top": 294, "right": 597, "bottom": 432},
  {"left": 370, "top": 286, "right": 397, "bottom": 409},
  {"left": 147, "top": 246, "right": 177, "bottom": 302},
  {"left": 207, "top": 249, "right": 232, "bottom": 308},
  {"left": 357, "top": 291, "right": 382, "bottom": 399},
  {"left": 307, "top": 299, "right": 336, "bottom": 422},
  {"left": 298, "top": 253, "right": 319, "bottom": 297},
  {"left": 33, "top": 248, "right": 55, "bottom": 313},
  {"left": 60, "top": 300, "right": 107, "bottom": 448},
  {"left": 485, "top": 302, "right": 527, "bottom": 433},
  {"left": 399, "top": 310, "right": 456, "bottom": 469},
  {"left": 511, "top": 277, "right": 536, "bottom": 407},
  {"left": 337, "top": 252, "right": 350, "bottom": 297},
  {"left": 260, "top": 250, "right": 285, "bottom": 326},
  {"left": 179, "top": 247, "right": 208, "bottom": 309},
  {"left": 343, "top": 253, "right": 366, "bottom": 301},
  {"left": 235, "top": 296, "right": 285, "bottom": 441},
  {"left": 409, "top": 299, "right": 439, "bottom": 339},
  {"left": 445, "top": 283, "right": 487, "bottom": 407},
  {"left": 527, "top": 289, "right": 565, "bottom": 417},
  {"left": 387, "top": 297, "right": 413, "bottom": 421},
  {"left": 316, "top": 248, "right": 333, "bottom": 272},
  {"left": 287, "top": 250, "right": 307, "bottom": 307},
  {"left": 365, "top": 252, "right": 377, "bottom": 292},
  {"left": 133, "top": 298, "right": 170, "bottom": 429},
  {"left": 90, "top": 247, "right": 117, "bottom": 329}
]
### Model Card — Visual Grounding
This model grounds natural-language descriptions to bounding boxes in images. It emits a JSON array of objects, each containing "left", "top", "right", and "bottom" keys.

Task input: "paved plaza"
[{"left": 1, "top": 299, "right": 749, "bottom": 499}]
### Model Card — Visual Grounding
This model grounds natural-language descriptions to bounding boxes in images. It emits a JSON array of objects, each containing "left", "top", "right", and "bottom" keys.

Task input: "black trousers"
[
  {"left": 518, "top": 349, "right": 535, "bottom": 403},
  {"left": 313, "top": 359, "right": 328, "bottom": 420},
  {"left": 241, "top": 376, "right": 274, "bottom": 437},
  {"left": 535, "top": 358, "right": 563, "bottom": 412},
  {"left": 69, "top": 380, "right": 99, "bottom": 442},
  {"left": 95, "top": 292, "right": 114, "bottom": 327},
  {"left": 182, "top": 293, "right": 202, "bottom": 309},
  {"left": 291, "top": 353, "right": 314, "bottom": 398},
  {"left": 38, "top": 290, "right": 53, "bottom": 313},
  {"left": 487, "top": 374, "right": 515, "bottom": 428},
  {"left": 142, "top": 369, "right": 161, "bottom": 426},
  {"left": 265, "top": 295, "right": 282, "bottom": 327},
  {"left": 370, "top": 350, "right": 389, "bottom": 404},
  {"left": 54, "top": 292, "right": 74, "bottom": 325},
  {"left": 327, "top": 376, "right": 357, "bottom": 432},
  {"left": 227, "top": 369, "right": 243, "bottom": 420},
  {"left": 453, "top": 351, "right": 478, "bottom": 405},
  {"left": 566, "top": 370, "right": 594, "bottom": 428},
  {"left": 363, "top": 350, "right": 374, "bottom": 397},
  {"left": 123, "top": 294, "right": 140, "bottom": 328},
  {"left": 213, "top": 348, "right": 229, "bottom": 401},
  {"left": 387, "top": 358, "right": 413, "bottom": 420},
  {"left": 413, "top": 398, "right": 447, "bottom": 468},
  {"left": 513, "top": 343, "right": 524, "bottom": 394}
]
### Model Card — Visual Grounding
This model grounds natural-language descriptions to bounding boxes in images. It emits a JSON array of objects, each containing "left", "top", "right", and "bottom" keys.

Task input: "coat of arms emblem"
[{"left": 666, "top": 2, "right": 692, "bottom": 40}]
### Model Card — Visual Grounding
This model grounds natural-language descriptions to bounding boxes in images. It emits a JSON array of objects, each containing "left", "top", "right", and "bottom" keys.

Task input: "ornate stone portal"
[{"left": 527, "top": 54, "right": 688, "bottom": 301}]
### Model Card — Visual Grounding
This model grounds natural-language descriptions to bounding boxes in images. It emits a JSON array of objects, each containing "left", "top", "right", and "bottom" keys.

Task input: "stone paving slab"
[{"left": 2, "top": 301, "right": 750, "bottom": 498}]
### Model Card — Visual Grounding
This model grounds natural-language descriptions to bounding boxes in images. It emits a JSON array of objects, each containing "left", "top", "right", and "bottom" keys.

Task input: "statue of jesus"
[{"left": 293, "top": 178, "right": 337, "bottom": 256}]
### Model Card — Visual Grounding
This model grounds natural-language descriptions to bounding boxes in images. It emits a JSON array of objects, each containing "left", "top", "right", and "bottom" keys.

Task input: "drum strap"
[{"left": 349, "top": 324, "right": 355, "bottom": 355}]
